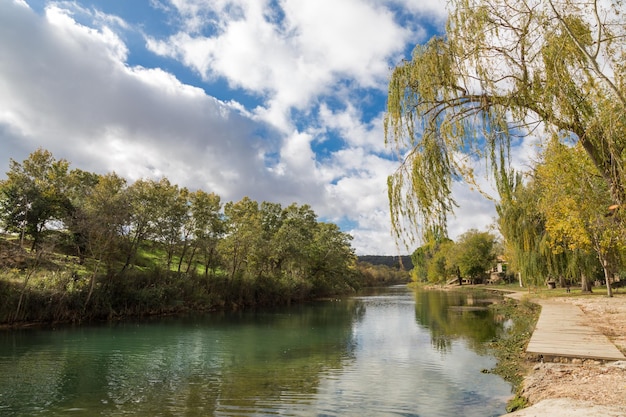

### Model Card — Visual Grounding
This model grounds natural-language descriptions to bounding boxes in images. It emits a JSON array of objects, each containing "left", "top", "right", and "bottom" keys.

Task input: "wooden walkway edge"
[{"left": 508, "top": 294, "right": 626, "bottom": 361}]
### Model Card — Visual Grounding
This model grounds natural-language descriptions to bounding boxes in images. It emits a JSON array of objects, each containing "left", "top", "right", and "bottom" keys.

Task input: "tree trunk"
[
  {"left": 184, "top": 245, "right": 197, "bottom": 274},
  {"left": 580, "top": 272, "right": 593, "bottom": 293},
  {"left": 601, "top": 258, "right": 614, "bottom": 298},
  {"left": 14, "top": 250, "right": 44, "bottom": 322},
  {"left": 84, "top": 260, "right": 101, "bottom": 311}
]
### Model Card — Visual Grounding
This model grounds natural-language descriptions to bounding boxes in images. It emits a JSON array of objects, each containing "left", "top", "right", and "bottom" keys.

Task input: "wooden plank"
[{"left": 526, "top": 301, "right": 625, "bottom": 361}]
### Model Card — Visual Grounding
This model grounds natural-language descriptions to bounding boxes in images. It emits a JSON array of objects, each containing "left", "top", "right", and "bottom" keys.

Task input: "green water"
[{"left": 0, "top": 287, "right": 512, "bottom": 416}]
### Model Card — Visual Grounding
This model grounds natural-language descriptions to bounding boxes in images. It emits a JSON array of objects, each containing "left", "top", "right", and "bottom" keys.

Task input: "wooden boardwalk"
[{"left": 525, "top": 299, "right": 625, "bottom": 361}]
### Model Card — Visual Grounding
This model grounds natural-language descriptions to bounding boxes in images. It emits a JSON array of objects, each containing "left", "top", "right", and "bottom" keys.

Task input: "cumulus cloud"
[
  {"left": 0, "top": 0, "right": 476, "bottom": 256},
  {"left": 0, "top": 1, "right": 285, "bottom": 201},
  {"left": 146, "top": 0, "right": 414, "bottom": 130}
]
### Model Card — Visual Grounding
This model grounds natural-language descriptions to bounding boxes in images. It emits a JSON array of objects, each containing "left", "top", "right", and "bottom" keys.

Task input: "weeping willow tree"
[
  {"left": 495, "top": 171, "right": 550, "bottom": 288},
  {"left": 385, "top": 0, "right": 626, "bottom": 247}
]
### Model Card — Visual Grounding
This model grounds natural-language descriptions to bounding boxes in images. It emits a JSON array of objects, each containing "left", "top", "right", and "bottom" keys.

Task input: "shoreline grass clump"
[{"left": 488, "top": 297, "right": 540, "bottom": 412}]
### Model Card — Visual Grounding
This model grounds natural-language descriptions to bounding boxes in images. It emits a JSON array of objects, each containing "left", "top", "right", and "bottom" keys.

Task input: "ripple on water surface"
[{"left": 0, "top": 287, "right": 511, "bottom": 417}]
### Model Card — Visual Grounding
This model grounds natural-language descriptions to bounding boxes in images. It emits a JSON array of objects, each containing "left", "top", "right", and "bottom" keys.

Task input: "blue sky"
[{"left": 0, "top": 0, "right": 504, "bottom": 255}]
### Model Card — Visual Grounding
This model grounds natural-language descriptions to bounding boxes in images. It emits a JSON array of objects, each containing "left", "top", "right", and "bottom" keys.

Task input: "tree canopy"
[
  {"left": 0, "top": 149, "right": 363, "bottom": 322},
  {"left": 386, "top": 0, "right": 626, "bottom": 246}
]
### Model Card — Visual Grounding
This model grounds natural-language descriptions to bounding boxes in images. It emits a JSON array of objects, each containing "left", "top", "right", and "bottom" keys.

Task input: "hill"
[{"left": 357, "top": 255, "right": 413, "bottom": 270}]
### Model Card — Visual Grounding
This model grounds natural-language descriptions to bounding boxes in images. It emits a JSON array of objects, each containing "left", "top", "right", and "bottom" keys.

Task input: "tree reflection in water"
[{"left": 413, "top": 289, "right": 504, "bottom": 353}]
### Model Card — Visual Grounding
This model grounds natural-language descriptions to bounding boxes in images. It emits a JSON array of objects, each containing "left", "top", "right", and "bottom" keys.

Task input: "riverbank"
[{"left": 501, "top": 289, "right": 626, "bottom": 416}]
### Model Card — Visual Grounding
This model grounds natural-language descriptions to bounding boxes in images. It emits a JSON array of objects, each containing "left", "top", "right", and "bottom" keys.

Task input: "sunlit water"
[{"left": 0, "top": 286, "right": 512, "bottom": 416}]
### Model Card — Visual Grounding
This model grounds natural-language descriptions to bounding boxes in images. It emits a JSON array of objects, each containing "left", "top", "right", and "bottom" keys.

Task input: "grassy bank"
[
  {"left": 488, "top": 295, "right": 540, "bottom": 412},
  {"left": 0, "top": 234, "right": 409, "bottom": 327}
]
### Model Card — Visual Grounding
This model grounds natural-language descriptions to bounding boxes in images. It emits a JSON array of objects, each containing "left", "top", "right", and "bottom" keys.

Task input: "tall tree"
[
  {"left": 272, "top": 203, "right": 317, "bottom": 282},
  {"left": 64, "top": 168, "right": 101, "bottom": 262},
  {"left": 496, "top": 171, "right": 551, "bottom": 287},
  {"left": 149, "top": 179, "right": 188, "bottom": 272},
  {"left": 219, "top": 197, "right": 262, "bottom": 282},
  {"left": 411, "top": 226, "right": 454, "bottom": 284},
  {"left": 189, "top": 190, "right": 223, "bottom": 278},
  {"left": 78, "top": 173, "right": 130, "bottom": 307},
  {"left": 307, "top": 222, "right": 357, "bottom": 296},
  {"left": 385, "top": 0, "right": 626, "bottom": 244},
  {"left": 118, "top": 178, "right": 162, "bottom": 272},
  {"left": 536, "top": 139, "right": 622, "bottom": 295}
]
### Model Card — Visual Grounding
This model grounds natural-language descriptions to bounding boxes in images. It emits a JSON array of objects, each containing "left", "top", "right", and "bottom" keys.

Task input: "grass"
[{"left": 488, "top": 297, "right": 540, "bottom": 412}]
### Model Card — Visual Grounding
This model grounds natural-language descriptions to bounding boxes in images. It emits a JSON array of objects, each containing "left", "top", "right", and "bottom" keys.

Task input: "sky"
[{"left": 0, "top": 0, "right": 509, "bottom": 255}]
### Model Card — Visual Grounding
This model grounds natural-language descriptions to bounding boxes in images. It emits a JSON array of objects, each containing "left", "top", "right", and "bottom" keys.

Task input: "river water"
[{"left": 0, "top": 286, "right": 512, "bottom": 416}]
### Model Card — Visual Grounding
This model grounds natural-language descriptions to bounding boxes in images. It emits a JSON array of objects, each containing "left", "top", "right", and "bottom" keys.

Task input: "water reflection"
[
  {"left": 0, "top": 287, "right": 511, "bottom": 417},
  {"left": 413, "top": 289, "right": 503, "bottom": 353},
  {"left": 0, "top": 301, "right": 361, "bottom": 416}
]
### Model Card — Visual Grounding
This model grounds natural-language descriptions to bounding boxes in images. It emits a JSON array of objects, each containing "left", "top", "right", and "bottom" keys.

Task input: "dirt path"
[{"left": 506, "top": 292, "right": 626, "bottom": 416}]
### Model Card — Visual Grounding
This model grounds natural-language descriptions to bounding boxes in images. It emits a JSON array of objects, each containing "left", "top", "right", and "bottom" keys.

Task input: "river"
[{"left": 0, "top": 286, "right": 512, "bottom": 416}]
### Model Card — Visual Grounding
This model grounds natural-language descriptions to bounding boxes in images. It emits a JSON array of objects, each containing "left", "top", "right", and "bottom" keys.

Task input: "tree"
[
  {"left": 536, "top": 139, "right": 622, "bottom": 296},
  {"left": 385, "top": 0, "right": 626, "bottom": 244},
  {"left": 307, "top": 222, "right": 357, "bottom": 296},
  {"left": 149, "top": 179, "right": 188, "bottom": 272},
  {"left": 0, "top": 149, "right": 71, "bottom": 249},
  {"left": 219, "top": 197, "right": 262, "bottom": 282},
  {"left": 78, "top": 173, "right": 130, "bottom": 308},
  {"left": 189, "top": 190, "right": 224, "bottom": 278},
  {"left": 64, "top": 168, "right": 101, "bottom": 262},
  {"left": 271, "top": 203, "right": 317, "bottom": 282},
  {"left": 452, "top": 229, "right": 496, "bottom": 283},
  {"left": 118, "top": 178, "right": 163, "bottom": 272},
  {"left": 496, "top": 172, "right": 551, "bottom": 287},
  {"left": 411, "top": 226, "right": 454, "bottom": 284}
]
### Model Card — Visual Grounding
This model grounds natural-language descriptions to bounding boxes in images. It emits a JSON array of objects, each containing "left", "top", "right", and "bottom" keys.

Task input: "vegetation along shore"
[{"left": 0, "top": 149, "right": 409, "bottom": 327}]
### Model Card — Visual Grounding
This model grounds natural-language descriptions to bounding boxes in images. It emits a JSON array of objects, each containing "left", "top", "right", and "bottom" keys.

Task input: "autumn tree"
[
  {"left": 118, "top": 178, "right": 163, "bottom": 272},
  {"left": 149, "top": 179, "right": 188, "bottom": 272},
  {"left": 385, "top": 0, "right": 626, "bottom": 245},
  {"left": 536, "top": 139, "right": 622, "bottom": 296},
  {"left": 63, "top": 168, "right": 101, "bottom": 262},
  {"left": 78, "top": 173, "right": 130, "bottom": 307}
]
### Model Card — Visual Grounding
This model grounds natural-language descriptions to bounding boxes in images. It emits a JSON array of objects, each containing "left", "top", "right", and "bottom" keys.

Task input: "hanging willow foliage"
[{"left": 385, "top": 0, "right": 626, "bottom": 246}]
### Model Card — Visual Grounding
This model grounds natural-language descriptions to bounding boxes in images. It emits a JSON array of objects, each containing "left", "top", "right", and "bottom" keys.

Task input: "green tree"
[
  {"left": 189, "top": 190, "right": 224, "bottom": 278},
  {"left": 220, "top": 197, "right": 262, "bottom": 282},
  {"left": 64, "top": 168, "right": 101, "bottom": 262},
  {"left": 411, "top": 227, "right": 454, "bottom": 284},
  {"left": 0, "top": 149, "right": 71, "bottom": 249},
  {"left": 496, "top": 172, "right": 551, "bottom": 287},
  {"left": 307, "top": 222, "right": 357, "bottom": 296},
  {"left": 272, "top": 203, "right": 317, "bottom": 282},
  {"left": 149, "top": 179, "right": 188, "bottom": 272},
  {"left": 385, "top": 0, "right": 626, "bottom": 244},
  {"left": 78, "top": 173, "right": 130, "bottom": 307},
  {"left": 452, "top": 229, "right": 496, "bottom": 283},
  {"left": 118, "top": 178, "right": 163, "bottom": 272}
]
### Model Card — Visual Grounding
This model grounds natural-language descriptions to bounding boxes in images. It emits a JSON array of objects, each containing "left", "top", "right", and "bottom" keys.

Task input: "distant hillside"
[{"left": 357, "top": 255, "right": 413, "bottom": 270}]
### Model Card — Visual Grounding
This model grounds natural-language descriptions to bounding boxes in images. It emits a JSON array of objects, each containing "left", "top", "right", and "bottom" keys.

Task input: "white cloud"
[
  {"left": 0, "top": 0, "right": 458, "bottom": 256},
  {"left": 147, "top": 0, "right": 414, "bottom": 130},
  {"left": 318, "top": 104, "right": 389, "bottom": 153},
  {"left": 0, "top": 1, "right": 280, "bottom": 200}
]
